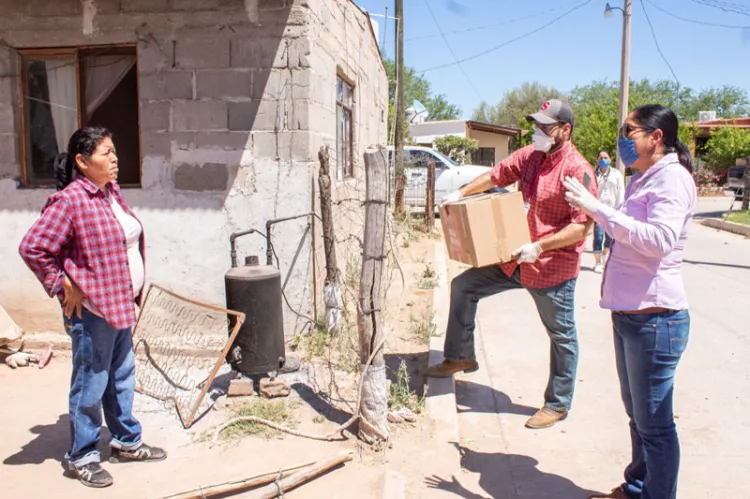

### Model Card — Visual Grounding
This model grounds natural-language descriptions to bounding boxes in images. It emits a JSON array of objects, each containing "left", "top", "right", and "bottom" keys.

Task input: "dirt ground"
[{"left": 0, "top": 218, "right": 447, "bottom": 498}]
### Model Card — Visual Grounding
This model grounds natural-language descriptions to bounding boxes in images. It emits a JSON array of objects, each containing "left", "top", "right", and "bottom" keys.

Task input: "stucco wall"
[
  {"left": 467, "top": 129, "right": 512, "bottom": 163},
  {"left": 0, "top": 0, "right": 386, "bottom": 337}
]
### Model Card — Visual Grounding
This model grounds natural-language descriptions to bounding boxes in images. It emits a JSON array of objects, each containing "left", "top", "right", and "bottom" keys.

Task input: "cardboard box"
[{"left": 439, "top": 191, "right": 531, "bottom": 267}]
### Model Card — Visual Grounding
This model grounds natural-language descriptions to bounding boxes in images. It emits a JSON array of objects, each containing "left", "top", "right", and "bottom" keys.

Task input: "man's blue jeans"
[
  {"left": 443, "top": 265, "right": 579, "bottom": 412},
  {"left": 64, "top": 309, "right": 142, "bottom": 469},
  {"left": 612, "top": 310, "right": 690, "bottom": 499}
]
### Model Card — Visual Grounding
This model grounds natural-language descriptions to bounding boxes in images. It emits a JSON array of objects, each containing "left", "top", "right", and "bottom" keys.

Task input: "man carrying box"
[{"left": 426, "top": 99, "right": 598, "bottom": 429}]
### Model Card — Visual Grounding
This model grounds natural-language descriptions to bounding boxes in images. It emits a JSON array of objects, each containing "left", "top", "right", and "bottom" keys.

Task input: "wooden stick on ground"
[
  {"left": 154, "top": 460, "right": 316, "bottom": 499},
  {"left": 246, "top": 451, "right": 354, "bottom": 499}
]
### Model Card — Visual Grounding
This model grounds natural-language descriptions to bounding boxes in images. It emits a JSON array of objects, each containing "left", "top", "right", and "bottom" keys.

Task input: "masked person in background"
[
  {"left": 427, "top": 100, "right": 598, "bottom": 429},
  {"left": 592, "top": 150, "right": 625, "bottom": 273}
]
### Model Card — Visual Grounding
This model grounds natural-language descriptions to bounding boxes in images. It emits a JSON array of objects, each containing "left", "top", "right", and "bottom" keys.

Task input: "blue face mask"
[
  {"left": 597, "top": 159, "right": 611, "bottom": 169},
  {"left": 617, "top": 137, "right": 640, "bottom": 167}
]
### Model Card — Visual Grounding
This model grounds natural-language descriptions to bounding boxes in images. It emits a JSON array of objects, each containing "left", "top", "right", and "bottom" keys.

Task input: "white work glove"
[
  {"left": 512, "top": 242, "right": 543, "bottom": 263},
  {"left": 440, "top": 190, "right": 462, "bottom": 206},
  {"left": 563, "top": 176, "right": 601, "bottom": 217},
  {"left": 5, "top": 352, "right": 32, "bottom": 369}
]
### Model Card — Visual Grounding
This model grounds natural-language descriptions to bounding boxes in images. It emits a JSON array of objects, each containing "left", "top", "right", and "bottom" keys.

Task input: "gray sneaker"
[
  {"left": 71, "top": 462, "right": 114, "bottom": 488},
  {"left": 109, "top": 443, "right": 167, "bottom": 464}
]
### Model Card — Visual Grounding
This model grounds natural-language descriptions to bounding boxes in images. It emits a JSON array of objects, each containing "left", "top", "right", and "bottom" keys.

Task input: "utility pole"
[
  {"left": 616, "top": 0, "right": 632, "bottom": 174},
  {"left": 394, "top": 0, "right": 405, "bottom": 215}
]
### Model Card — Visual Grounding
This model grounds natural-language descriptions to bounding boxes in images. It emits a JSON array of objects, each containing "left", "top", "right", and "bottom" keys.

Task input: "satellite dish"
[
  {"left": 406, "top": 100, "right": 429, "bottom": 123},
  {"left": 412, "top": 100, "right": 428, "bottom": 118}
]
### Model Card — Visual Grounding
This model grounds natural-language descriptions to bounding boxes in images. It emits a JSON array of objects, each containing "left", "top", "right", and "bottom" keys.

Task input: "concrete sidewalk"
[{"left": 425, "top": 219, "right": 750, "bottom": 498}]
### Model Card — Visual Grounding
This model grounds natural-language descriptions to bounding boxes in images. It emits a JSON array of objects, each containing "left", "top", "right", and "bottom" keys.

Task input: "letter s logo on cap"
[{"left": 540, "top": 101, "right": 551, "bottom": 111}]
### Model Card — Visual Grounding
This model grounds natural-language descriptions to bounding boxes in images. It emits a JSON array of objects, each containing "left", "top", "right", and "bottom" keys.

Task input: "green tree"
[
  {"left": 679, "top": 86, "right": 750, "bottom": 122},
  {"left": 702, "top": 125, "right": 750, "bottom": 174},
  {"left": 433, "top": 136, "right": 478, "bottom": 165},
  {"left": 472, "top": 81, "right": 564, "bottom": 147},
  {"left": 383, "top": 59, "right": 461, "bottom": 123}
]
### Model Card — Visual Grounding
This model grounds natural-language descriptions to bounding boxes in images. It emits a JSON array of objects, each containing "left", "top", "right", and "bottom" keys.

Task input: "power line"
[
  {"left": 640, "top": 0, "right": 681, "bottom": 110},
  {"left": 406, "top": 1, "right": 581, "bottom": 41},
  {"left": 422, "top": 0, "right": 484, "bottom": 102},
  {"left": 690, "top": 0, "right": 750, "bottom": 17},
  {"left": 416, "top": 0, "right": 593, "bottom": 74},
  {"left": 645, "top": 0, "right": 750, "bottom": 28}
]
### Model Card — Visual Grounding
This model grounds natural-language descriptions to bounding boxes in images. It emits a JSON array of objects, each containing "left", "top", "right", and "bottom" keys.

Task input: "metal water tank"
[{"left": 225, "top": 255, "right": 285, "bottom": 374}]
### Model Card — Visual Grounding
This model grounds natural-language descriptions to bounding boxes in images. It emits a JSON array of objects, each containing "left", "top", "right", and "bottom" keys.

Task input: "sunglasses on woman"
[{"left": 619, "top": 123, "right": 654, "bottom": 138}]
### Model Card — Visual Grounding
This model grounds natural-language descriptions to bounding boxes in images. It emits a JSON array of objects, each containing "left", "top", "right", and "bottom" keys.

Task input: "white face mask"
[{"left": 532, "top": 126, "right": 555, "bottom": 152}]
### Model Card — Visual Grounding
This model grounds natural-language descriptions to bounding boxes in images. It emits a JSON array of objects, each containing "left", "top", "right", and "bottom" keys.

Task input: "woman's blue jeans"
[
  {"left": 64, "top": 309, "right": 142, "bottom": 469},
  {"left": 593, "top": 224, "right": 612, "bottom": 254},
  {"left": 612, "top": 309, "right": 690, "bottom": 499}
]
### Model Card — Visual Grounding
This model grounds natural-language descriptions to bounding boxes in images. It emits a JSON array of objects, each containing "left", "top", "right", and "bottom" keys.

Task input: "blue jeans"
[
  {"left": 444, "top": 266, "right": 578, "bottom": 412},
  {"left": 593, "top": 224, "right": 612, "bottom": 254},
  {"left": 612, "top": 310, "right": 690, "bottom": 499},
  {"left": 64, "top": 309, "right": 142, "bottom": 468}
]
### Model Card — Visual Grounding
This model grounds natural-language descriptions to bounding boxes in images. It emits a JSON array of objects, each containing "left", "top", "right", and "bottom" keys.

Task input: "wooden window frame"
[
  {"left": 16, "top": 44, "right": 141, "bottom": 188},
  {"left": 336, "top": 74, "right": 354, "bottom": 180}
]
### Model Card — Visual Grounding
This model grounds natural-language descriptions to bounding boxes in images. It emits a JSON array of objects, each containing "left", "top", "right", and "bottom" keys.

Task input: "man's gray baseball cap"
[{"left": 526, "top": 99, "right": 575, "bottom": 127}]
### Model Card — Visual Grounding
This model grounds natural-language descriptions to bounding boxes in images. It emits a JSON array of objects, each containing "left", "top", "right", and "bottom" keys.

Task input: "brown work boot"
[
  {"left": 425, "top": 359, "right": 479, "bottom": 378},
  {"left": 525, "top": 406, "right": 568, "bottom": 429},
  {"left": 588, "top": 486, "right": 630, "bottom": 498}
]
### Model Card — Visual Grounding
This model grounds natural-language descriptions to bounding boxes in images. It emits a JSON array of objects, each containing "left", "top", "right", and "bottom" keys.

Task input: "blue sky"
[{"left": 355, "top": 0, "right": 750, "bottom": 119}]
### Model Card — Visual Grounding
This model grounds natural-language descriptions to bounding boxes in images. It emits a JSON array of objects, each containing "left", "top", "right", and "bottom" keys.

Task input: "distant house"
[
  {"left": 409, "top": 120, "right": 523, "bottom": 166},
  {"left": 693, "top": 117, "right": 750, "bottom": 149}
]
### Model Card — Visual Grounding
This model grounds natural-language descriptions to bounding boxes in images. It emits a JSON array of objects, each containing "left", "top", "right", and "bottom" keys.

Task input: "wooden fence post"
[
  {"left": 357, "top": 147, "right": 389, "bottom": 443},
  {"left": 424, "top": 157, "right": 436, "bottom": 231}
]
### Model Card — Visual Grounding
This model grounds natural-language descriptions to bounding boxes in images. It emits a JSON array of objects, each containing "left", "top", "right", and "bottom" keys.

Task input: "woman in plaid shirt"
[{"left": 19, "top": 127, "right": 166, "bottom": 488}]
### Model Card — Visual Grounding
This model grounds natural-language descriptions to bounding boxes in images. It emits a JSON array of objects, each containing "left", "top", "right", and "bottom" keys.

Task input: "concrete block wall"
[{"left": 0, "top": 0, "right": 388, "bottom": 339}]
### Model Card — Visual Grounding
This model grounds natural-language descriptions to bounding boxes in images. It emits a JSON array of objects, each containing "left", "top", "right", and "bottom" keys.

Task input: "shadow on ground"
[
  {"left": 385, "top": 352, "right": 428, "bottom": 398},
  {"left": 455, "top": 380, "right": 537, "bottom": 416},
  {"left": 425, "top": 444, "right": 600, "bottom": 499},
  {"left": 292, "top": 382, "right": 352, "bottom": 425}
]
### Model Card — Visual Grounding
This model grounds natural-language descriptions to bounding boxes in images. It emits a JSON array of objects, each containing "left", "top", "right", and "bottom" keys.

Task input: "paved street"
[{"left": 430, "top": 197, "right": 749, "bottom": 498}]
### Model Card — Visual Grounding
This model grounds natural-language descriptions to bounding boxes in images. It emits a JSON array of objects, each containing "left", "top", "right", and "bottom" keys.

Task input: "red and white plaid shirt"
[
  {"left": 19, "top": 176, "right": 145, "bottom": 330},
  {"left": 491, "top": 143, "right": 597, "bottom": 289}
]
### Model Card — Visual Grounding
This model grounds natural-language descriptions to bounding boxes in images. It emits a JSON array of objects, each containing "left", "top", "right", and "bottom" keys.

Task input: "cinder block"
[
  {"left": 140, "top": 101, "right": 170, "bottom": 131},
  {"left": 0, "top": 47, "right": 14, "bottom": 76},
  {"left": 291, "top": 69, "right": 312, "bottom": 101},
  {"left": 0, "top": 134, "right": 17, "bottom": 163},
  {"left": 173, "top": 100, "right": 227, "bottom": 131},
  {"left": 289, "top": 98, "right": 310, "bottom": 131},
  {"left": 141, "top": 132, "right": 195, "bottom": 157},
  {"left": 0, "top": 162, "right": 18, "bottom": 180},
  {"left": 253, "top": 131, "right": 277, "bottom": 160},
  {"left": 171, "top": 0, "right": 220, "bottom": 10},
  {"left": 195, "top": 131, "right": 251, "bottom": 151},
  {"left": 94, "top": 0, "right": 121, "bottom": 14},
  {"left": 121, "top": 0, "right": 169, "bottom": 13},
  {"left": 173, "top": 162, "right": 229, "bottom": 191},
  {"left": 138, "top": 72, "right": 193, "bottom": 100},
  {"left": 287, "top": 38, "right": 311, "bottom": 68},
  {"left": 30, "top": 0, "right": 78, "bottom": 16},
  {"left": 227, "top": 378, "right": 254, "bottom": 397},
  {"left": 230, "top": 38, "right": 287, "bottom": 69},
  {"left": 278, "top": 131, "right": 311, "bottom": 161},
  {"left": 175, "top": 38, "right": 230, "bottom": 69},
  {"left": 195, "top": 70, "right": 252, "bottom": 99},
  {"left": 0, "top": 106, "right": 15, "bottom": 134},
  {"left": 137, "top": 38, "right": 174, "bottom": 74},
  {"left": 252, "top": 69, "right": 291, "bottom": 100},
  {"left": 0, "top": 76, "right": 14, "bottom": 104},
  {"left": 259, "top": 378, "right": 290, "bottom": 398},
  {"left": 228, "top": 100, "right": 281, "bottom": 132}
]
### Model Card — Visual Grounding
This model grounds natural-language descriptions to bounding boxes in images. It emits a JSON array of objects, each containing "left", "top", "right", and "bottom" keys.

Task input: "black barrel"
[{"left": 225, "top": 255, "right": 285, "bottom": 374}]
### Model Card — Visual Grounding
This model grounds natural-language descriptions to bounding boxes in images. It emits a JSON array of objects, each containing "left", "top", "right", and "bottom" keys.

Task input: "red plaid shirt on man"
[
  {"left": 19, "top": 176, "right": 145, "bottom": 330},
  {"left": 490, "top": 142, "right": 597, "bottom": 289}
]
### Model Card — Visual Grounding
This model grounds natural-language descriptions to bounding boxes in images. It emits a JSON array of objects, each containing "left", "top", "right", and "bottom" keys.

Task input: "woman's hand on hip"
[{"left": 63, "top": 276, "right": 84, "bottom": 319}]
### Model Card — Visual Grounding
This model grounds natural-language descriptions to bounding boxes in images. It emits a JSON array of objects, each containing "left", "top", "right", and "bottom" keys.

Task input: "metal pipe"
[
  {"left": 229, "top": 228, "right": 262, "bottom": 268},
  {"left": 264, "top": 213, "right": 319, "bottom": 266}
]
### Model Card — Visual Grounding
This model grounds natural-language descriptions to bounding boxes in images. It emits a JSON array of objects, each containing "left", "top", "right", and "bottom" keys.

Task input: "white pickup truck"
[{"left": 388, "top": 146, "right": 504, "bottom": 207}]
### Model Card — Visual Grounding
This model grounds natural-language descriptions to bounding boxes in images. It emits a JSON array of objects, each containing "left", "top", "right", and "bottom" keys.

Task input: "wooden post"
[
  {"left": 318, "top": 146, "right": 338, "bottom": 284},
  {"left": 393, "top": 0, "right": 405, "bottom": 216},
  {"left": 357, "top": 147, "right": 389, "bottom": 443},
  {"left": 424, "top": 157, "right": 436, "bottom": 231}
]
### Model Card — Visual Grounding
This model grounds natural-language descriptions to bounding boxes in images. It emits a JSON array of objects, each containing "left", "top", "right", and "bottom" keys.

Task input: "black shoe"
[
  {"left": 71, "top": 462, "right": 114, "bottom": 488},
  {"left": 109, "top": 443, "right": 167, "bottom": 464}
]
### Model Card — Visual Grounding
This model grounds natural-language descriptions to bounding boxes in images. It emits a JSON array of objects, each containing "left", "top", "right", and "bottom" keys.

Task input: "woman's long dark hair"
[
  {"left": 53, "top": 126, "right": 111, "bottom": 191},
  {"left": 632, "top": 104, "right": 693, "bottom": 172}
]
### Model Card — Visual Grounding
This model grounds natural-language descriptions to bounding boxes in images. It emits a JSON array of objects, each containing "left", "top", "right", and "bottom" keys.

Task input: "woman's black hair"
[
  {"left": 632, "top": 104, "right": 693, "bottom": 172},
  {"left": 598, "top": 149, "right": 612, "bottom": 159},
  {"left": 53, "top": 126, "right": 111, "bottom": 191}
]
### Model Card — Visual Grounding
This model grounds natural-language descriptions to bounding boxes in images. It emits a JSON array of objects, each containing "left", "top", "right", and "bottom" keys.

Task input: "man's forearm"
[
  {"left": 458, "top": 172, "right": 495, "bottom": 197},
  {"left": 537, "top": 220, "right": 594, "bottom": 252}
]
